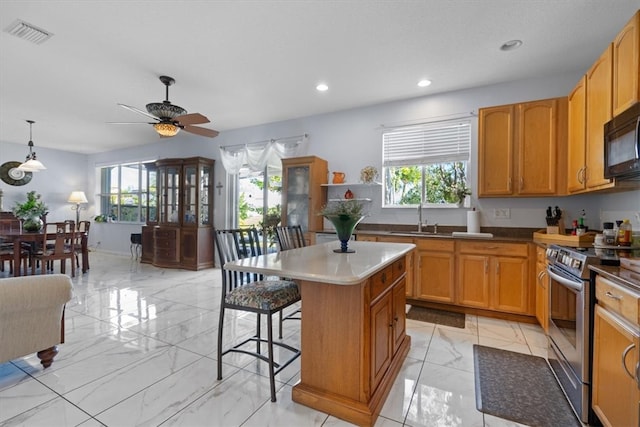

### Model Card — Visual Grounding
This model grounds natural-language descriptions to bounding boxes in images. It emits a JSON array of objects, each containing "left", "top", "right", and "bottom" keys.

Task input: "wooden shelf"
[{"left": 322, "top": 182, "right": 382, "bottom": 187}]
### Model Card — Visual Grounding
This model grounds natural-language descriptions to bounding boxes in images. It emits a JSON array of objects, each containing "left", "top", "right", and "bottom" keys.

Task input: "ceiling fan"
[{"left": 111, "top": 75, "right": 219, "bottom": 138}]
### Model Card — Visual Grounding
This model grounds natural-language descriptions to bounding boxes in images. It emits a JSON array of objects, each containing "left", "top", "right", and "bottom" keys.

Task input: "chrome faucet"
[
  {"left": 433, "top": 223, "right": 438, "bottom": 234},
  {"left": 418, "top": 204, "right": 425, "bottom": 232}
]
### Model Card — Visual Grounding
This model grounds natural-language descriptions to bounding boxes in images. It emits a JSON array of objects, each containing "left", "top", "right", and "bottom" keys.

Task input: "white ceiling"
[{"left": 0, "top": 1, "right": 638, "bottom": 154}]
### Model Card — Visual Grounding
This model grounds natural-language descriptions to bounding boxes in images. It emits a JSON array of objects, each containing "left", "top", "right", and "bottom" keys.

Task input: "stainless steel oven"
[{"left": 546, "top": 245, "right": 600, "bottom": 425}]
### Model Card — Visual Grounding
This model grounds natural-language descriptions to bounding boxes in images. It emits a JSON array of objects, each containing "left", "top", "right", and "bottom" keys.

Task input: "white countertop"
[{"left": 223, "top": 241, "right": 416, "bottom": 285}]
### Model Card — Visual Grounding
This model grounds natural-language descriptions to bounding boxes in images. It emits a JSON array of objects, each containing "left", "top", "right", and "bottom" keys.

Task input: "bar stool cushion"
[{"left": 225, "top": 279, "right": 299, "bottom": 310}]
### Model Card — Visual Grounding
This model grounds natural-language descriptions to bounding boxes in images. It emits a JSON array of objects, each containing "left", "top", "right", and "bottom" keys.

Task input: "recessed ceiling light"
[
  {"left": 500, "top": 39, "right": 523, "bottom": 51},
  {"left": 316, "top": 83, "right": 329, "bottom": 92},
  {"left": 417, "top": 79, "right": 432, "bottom": 88}
]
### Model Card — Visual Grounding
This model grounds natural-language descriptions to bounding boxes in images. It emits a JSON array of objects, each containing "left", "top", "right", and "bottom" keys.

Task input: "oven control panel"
[{"left": 546, "top": 244, "right": 599, "bottom": 280}]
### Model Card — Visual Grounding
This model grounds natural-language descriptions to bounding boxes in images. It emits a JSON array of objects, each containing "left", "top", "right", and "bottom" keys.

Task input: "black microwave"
[{"left": 604, "top": 102, "right": 640, "bottom": 180}]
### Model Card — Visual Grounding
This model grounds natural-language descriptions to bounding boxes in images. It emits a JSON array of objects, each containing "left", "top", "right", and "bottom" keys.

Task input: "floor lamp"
[{"left": 68, "top": 191, "right": 88, "bottom": 225}]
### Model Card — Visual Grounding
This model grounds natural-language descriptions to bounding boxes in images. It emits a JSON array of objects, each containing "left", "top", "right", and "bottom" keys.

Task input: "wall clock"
[{"left": 0, "top": 161, "right": 33, "bottom": 186}]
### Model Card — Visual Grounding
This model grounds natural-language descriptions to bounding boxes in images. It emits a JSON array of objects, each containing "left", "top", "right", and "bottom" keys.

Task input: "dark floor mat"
[
  {"left": 473, "top": 345, "right": 581, "bottom": 427},
  {"left": 406, "top": 306, "right": 465, "bottom": 328}
]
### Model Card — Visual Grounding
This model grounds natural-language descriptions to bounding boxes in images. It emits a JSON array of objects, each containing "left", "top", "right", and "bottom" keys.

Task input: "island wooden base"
[{"left": 293, "top": 335, "right": 410, "bottom": 426}]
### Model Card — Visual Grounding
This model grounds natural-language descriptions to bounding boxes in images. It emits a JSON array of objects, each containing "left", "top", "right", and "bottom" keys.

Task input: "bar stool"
[{"left": 130, "top": 233, "right": 142, "bottom": 259}]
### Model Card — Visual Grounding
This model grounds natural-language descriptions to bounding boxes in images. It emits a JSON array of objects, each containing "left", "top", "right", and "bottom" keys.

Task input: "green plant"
[
  {"left": 94, "top": 214, "right": 108, "bottom": 223},
  {"left": 318, "top": 200, "right": 364, "bottom": 218},
  {"left": 12, "top": 191, "right": 48, "bottom": 219}
]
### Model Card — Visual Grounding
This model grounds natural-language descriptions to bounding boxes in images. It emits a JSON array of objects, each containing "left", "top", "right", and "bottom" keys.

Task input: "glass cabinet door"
[
  {"left": 200, "top": 164, "right": 212, "bottom": 225},
  {"left": 183, "top": 165, "right": 197, "bottom": 224},
  {"left": 166, "top": 166, "right": 180, "bottom": 223},
  {"left": 285, "top": 165, "right": 310, "bottom": 231},
  {"left": 145, "top": 163, "right": 157, "bottom": 223}
]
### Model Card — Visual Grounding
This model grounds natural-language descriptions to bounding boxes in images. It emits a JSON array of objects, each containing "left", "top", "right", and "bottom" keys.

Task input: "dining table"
[
  {"left": 223, "top": 240, "right": 415, "bottom": 426},
  {"left": 0, "top": 228, "right": 89, "bottom": 277}
]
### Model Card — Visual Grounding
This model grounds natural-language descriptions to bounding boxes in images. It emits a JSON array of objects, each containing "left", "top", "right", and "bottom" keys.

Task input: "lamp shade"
[
  {"left": 18, "top": 159, "right": 47, "bottom": 171},
  {"left": 68, "top": 191, "right": 88, "bottom": 204}
]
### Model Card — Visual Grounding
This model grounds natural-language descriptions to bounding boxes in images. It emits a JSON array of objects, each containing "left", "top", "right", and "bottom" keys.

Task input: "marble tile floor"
[{"left": 0, "top": 253, "right": 551, "bottom": 427}]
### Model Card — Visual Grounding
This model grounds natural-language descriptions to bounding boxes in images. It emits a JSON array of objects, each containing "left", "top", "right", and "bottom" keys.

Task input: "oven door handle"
[{"left": 547, "top": 268, "right": 583, "bottom": 292}]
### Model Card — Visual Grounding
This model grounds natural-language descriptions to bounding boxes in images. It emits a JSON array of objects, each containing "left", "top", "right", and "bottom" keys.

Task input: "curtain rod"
[
  {"left": 220, "top": 133, "right": 308, "bottom": 151},
  {"left": 379, "top": 112, "right": 476, "bottom": 130}
]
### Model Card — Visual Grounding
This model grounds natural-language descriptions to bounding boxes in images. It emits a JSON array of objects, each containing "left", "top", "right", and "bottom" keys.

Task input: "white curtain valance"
[{"left": 220, "top": 134, "right": 308, "bottom": 175}]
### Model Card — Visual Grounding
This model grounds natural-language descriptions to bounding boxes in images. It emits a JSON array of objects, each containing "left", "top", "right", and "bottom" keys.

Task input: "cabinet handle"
[
  {"left": 389, "top": 323, "right": 394, "bottom": 328},
  {"left": 381, "top": 273, "right": 387, "bottom": 284},
  {"left": 484, "top": 260, "right": 488, "bottom": 274},
  {"left": 622, "top": 343, "right": 636, "bottom": 380},
  {"left": 508, "top": 177, "right": 511, "bottom": 192},
  {"left": 605, "top": 291, "right": 623, "bottom": 300},
  {"left": 519, "top": 177, "right": 523, "bottom": 191},
  {"left": 394, "top": 316, "right": 399, "bottom": 322},
  {"left": 496, "top": 262, "right": 500, "bottom": 275},
  {"left": 636, "top": 361, "right": 640, "bottom": 388}
]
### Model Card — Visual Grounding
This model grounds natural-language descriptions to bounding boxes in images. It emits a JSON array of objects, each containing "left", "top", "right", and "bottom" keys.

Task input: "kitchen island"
[{"left": 224, "top": 240, "right": 415, "bottom": 426}]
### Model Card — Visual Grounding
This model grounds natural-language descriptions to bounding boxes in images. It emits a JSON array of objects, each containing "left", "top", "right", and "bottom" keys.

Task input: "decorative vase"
[
  {"left": 324, "top": 214, "right": 365, "bottom": 253},
  {"left": 22, "top": 216, "right": 43, "bottom": 232},
  {"left": 332, "top": 172, "right": 345, "bottom": 184}
]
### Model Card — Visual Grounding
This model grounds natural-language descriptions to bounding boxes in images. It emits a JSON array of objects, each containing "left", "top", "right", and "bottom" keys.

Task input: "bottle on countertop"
[
  {"left": 602, "top": 222, "right": 616, "bottom": 245},
  {"left": 571, "top": 219, "right": 578, "bottom": 236},
  {"left": 618, "top": 219, "right": 633, "bottom": 246}
]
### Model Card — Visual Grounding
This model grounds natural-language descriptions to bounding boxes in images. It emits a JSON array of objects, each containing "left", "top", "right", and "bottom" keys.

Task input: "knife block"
[{"left": 546, "top": 217, "right": 565, "bottom": 235}]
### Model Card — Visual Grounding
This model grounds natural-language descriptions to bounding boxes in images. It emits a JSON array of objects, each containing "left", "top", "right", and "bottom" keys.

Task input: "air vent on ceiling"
[{"left": 4, "top": 19, "right": 53, "bottom": 44}]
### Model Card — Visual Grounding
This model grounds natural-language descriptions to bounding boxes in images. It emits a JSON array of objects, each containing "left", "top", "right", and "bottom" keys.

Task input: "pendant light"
[{"left": 18, "top": 120, "right": 46, "bottom": 172}]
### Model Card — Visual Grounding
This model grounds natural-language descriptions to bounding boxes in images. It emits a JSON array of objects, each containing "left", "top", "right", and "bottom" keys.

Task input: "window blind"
[{"left": 382, "top": 119, "right": 471, "bottom": 167}]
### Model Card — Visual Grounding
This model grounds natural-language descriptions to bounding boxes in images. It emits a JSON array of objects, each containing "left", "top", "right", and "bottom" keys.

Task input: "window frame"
[{"left": 97, "top": 161, "right": 153, "bottom": 223}]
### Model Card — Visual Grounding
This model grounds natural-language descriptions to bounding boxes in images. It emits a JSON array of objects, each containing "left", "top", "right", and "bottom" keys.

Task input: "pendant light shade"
[{"left": 18, "top": 120, "right": 46, "bottom": 172}]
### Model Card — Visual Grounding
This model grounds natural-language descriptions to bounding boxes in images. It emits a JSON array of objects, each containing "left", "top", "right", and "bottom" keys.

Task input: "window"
[
  {"left": 382, "top": 118, "right": 471, "bottom": 207},
  {"left": 98, "top": 162, "right": 152, "bottom": 222}
]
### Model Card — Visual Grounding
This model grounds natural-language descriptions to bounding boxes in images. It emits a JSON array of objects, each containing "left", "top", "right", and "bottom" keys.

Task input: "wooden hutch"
[{"left": 141, "top": 157, "right": 214, "bottom": 270}]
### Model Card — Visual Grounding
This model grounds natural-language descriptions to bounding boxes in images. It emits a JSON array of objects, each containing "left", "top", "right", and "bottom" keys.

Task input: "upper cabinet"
[
  {"left": 478, "top": 97, "right": 567, "bottom": 197},
  {"left": 567, "top": 9, "right": 640, "bottom": 194},
  {"left": 281, "top": 156, "right": 328, "bottom": 233},
  {"left": 613, "top": 10, "right": 640, "bottom": 116}
]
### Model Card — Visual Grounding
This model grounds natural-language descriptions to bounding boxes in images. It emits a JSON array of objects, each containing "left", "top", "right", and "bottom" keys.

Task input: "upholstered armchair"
[{"left": 0, "top": 274, "right": 73, "bottom": 368}]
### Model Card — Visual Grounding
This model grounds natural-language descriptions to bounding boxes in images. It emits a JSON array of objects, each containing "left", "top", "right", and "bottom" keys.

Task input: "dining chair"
[
  {"left": 214, "top": 227, "right": 301, "bottom": 402},
  {"left": 32, "top": 222, "right": 76, "bottom": 277},
  {"left": 0, "top": 219, "right": 30, "bottom": 276},
  {"left": 74, "top": 220, "right": 90, "bottom": 269},
  {"left": 274, "top": 225, "right": 305, "bottom": 338}
]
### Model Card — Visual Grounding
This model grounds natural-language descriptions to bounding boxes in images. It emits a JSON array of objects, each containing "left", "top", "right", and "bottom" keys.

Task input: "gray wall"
[{"left": 1, "top": 71, "right": 639, "bottom": 255}]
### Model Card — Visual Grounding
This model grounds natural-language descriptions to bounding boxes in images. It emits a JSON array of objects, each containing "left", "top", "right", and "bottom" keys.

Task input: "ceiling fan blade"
[
  {"left": 118, "top": 103, "right": 160, "bottom": 121},
  {"left": 183, "top": 125, "right": 219, "bottom": 138},
  {"left": 176, "top": 112, "right": 210, "bottom": 125}
]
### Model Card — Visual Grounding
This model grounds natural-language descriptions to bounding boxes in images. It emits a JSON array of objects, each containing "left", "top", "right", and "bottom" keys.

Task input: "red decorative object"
[{"left": 344, "top": 189, "right": 354, "bottom": 199}]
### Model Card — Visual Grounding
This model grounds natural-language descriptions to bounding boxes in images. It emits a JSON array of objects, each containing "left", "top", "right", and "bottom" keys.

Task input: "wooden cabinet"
[
  {"left": 478, "top": 97, "right": 567, "bottom": 197},
  {"left": 281, "top": 156, "right": 328, "bottom": 235},
  {"left": 370, "top": 260, "right": 407, "bottom": 392},
  {"left": 415, "top": 239, "right": 456, "bottom": 304},
  {"left": 535, "top": 245, "right": 549, "bottom": 333},
  {"left": 567, "top": 76, "right": 588, "bottom": 193},
  {"left": 378, "top": 234, "right": 415, "bottom": 297},
  {"left": 613, "top": 10, "right": 640, "bottom": 116},
  {"left": 592, "top": 275, "right": 640, "bottom": 427},
  {"left": 586, "top": 45, "right": 614, "bottom": 190},
  {"left": 141, "top": 157, "right": 214, "bottom": 270},
  {"left": 456, "top": 241, "right": 532, "bottom": 315}
]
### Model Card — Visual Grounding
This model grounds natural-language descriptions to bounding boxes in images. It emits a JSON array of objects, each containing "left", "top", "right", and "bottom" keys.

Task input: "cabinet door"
[
  {"left": 535, "top": 259, "right": 549, "bottom": 332},
  {"left": 393, "top": 277, "right": 407, "bottom": 354},
  {"left": 592, "top": 305, "right": 640, "bottom": 427},
  {"left": 613, "top": 11, "right": 640, "bottom": 116},
  {"left": 183, "top": 164, "right": 198, "bottom": 226},
  {"left": 457, "top": 254, "right": 490, "bottom": 308},
  {"left": 567, "top": 77, "right": 587, "bottom": 193},
  {"left": 491, "top": 256, "right": 529, "bottom": 314},
  {"left": 282, "top": 156, "right": 328, "bottom": 233},
  {"left": 517, "top": 99, "right": 559, "bottom": 195},
  {"left": 416, "top": 249, "right": 455, "bottom": 303},
  {"left": 586, "top": 45, "right": 613, "bottom": 189},
  {"left": 478, "top": 105, "right": 514, "bottom": 196},
  {"left": 370, "top": 291, "right": 392, "bottom": 391}
]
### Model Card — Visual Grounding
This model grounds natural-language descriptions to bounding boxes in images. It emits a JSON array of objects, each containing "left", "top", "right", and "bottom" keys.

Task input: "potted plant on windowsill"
[
  {"left": 12, "top": 190, "right": 48, "bottom": 232},
  {"left": 318, "top": 199, "right": 365, "bottom": 253}
]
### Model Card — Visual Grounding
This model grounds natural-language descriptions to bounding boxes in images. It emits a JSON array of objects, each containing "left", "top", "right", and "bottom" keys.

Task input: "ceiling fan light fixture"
[
  {"left": 154, "top": 122, "right": 180, "bottom": 137},
  {"left": 146, "top": 102, "right": 187, "bottom": 119}
]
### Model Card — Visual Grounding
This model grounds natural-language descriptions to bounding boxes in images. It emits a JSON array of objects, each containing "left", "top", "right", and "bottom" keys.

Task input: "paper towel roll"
[{"left": 467, "top": 210, "right": 480, "bottom": 233}]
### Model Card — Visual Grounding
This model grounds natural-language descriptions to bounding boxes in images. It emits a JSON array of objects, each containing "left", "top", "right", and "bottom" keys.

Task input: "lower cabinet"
[
  {"left": 141, "top": 225, "right": 214, "bottom": 270},
  {"left": 457, "top": 241, "right": 532, "bottom": 315},
  {"left": 370, "top": 273, "right": 406, "bottom": 392},
  {"left": 415, "top": 239, "right": 456, "bottom": 303},
  {"left": 592, "top": 275, "right": 640, "bottom": 427},
  {"left": 535, "top": 245, "right": 549, "bottom": 332},
  {"left": 378, "top": 235, "right": 415, "bottom": 298}
]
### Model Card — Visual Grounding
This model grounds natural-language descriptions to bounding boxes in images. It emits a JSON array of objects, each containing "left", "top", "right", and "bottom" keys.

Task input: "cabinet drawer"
[
  {"left": 155, "top": 229, "right": 177, "bottom": 239},
  {"left": 155, "top": 239, "right": 174, "bottom": 249},
  {"left": 596, "top": 275, "right": 640, "bottom": 324},
  {"left": 536, "top": 245, "right": 546, "bottom": 263},
  {"left": 415, "top": 239, "right": 454, "bottom": 252},
  {"left": 392, "top": 256, "right": 407, "bottom": 282},
  {"left": 458, "top": 241, "right": 528, "bottom": 257},
  {"left": 371, "top": 264, "right": 394, "bottom": 301}
]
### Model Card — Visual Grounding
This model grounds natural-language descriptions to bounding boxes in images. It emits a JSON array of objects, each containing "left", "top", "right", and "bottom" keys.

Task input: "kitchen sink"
[{"left": 389, "top": 231, "right": 451, "bottom": 237}]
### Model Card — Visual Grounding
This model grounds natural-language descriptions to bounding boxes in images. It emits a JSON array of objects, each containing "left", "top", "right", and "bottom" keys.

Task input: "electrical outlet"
[{"left": 493, "top": 208, "right": 511, "bottom": 219}]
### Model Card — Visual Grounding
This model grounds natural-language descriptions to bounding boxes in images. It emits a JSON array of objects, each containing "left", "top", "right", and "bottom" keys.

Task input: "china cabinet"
[
  {"left": 281, "top": 156, "right": 328, "bottom": 235},
  {"left": 141, "top": 157, "right": 214, "bottom": 270}
]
